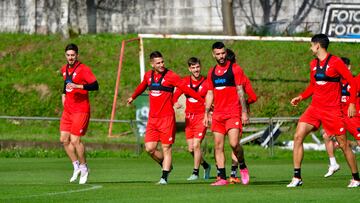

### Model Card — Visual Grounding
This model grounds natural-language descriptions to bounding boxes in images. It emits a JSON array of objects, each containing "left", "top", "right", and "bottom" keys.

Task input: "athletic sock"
[
  {"left": 161, "top": 170, "right": 170, "bottom": 181},
  {"left": 352, "top": 172, "right": 360, "bottom": 181},
  {"left": 294, "top": 168, "right": 301, "bottom": 179},
  {"left": 239, "top": 161, "right": 247, "bottom": 170},
  {"left": 216, "top": 165, "right": 220, "bottom": 177},
  {"left": 201, "top": 161, "right": 210, "bottom": 169},
  {"left": 72, "top": 160, "right": 80, "bottom": 170},
  {"left": 79, "top": 163, "right": 88, "bottom": 172},
  {"left": 230, "top": 165, "right": 238, "bottom": 178},
  {"left": 329, "top": 157, "right": 337, "bottom": 166},
  {"left": 218, "top": 168, "right": 226, "bottom": 180},
  {"left": 192, "top": 168, "right": 199, "bottom": 176}
]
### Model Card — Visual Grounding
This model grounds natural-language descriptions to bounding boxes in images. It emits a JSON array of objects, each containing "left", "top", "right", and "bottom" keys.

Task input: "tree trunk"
[
  {"left": 60, "top": 0, "right": 69, "bottom": 39},
  {"left": 221, "top": 0, "right": 236, "bottom": 35}
]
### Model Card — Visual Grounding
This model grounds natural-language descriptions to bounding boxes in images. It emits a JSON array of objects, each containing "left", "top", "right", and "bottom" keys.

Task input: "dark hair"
[
  {"left": 65, "top": 43, "right": 78, "bottom": 53},
  {"left": 226, "top": 48, "right": 236, "bottom": 63},
  {"left": 187, "top": 57, "right": 201, "bottom": 66},
  {"left": 311, "top": 34, "right": 329, "bottom": 50},
  {"left": 212, "top": 41, "right": 225, "bottom": 50},
  {"left": 150, "top": 51, "right": 163, "bottom": 60},
  {"left": 341, "top": 57, "right": 350, "bottom": 65}
]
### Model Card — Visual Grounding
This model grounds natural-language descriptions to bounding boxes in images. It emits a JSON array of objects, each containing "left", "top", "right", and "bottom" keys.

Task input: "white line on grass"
[{"left": 3, "top": 184, "right": 103, "bottom": 200}]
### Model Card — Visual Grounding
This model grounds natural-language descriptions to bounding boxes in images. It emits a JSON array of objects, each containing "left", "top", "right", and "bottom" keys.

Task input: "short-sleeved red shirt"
[
  {"left": 207, "top": 60, "right": 245, "bottom": 115},
  {"left": 61, "top": 61, "right": 97, "bottom": 113}
]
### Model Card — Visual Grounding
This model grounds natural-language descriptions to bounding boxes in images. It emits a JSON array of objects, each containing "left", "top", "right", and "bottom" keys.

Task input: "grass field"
[{"left": 0, "top": 157, "right": 359, "bottom": 203}]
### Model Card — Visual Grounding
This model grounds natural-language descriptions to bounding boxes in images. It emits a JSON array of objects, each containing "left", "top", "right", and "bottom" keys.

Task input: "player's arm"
[
  {"left": 173, "top": 76, "right": 204, "bottom": 103},
  {"left": 243, "top": 76, "right": 257, "bottom": 104},
  {"left": 291, "top": 69, "right": 314, "bottom": 106},
  {"left": 337, "top": 61, "right": 357, "bottom": 117},
  {"left": 237, "top": 85, "right": 249, "bottom": 125},
  {"left": 172, "top": 83, "right": 184, "bottom": 109},
  {"left": 127, "top": 76, "right": 148, "bottom": 105},
  {"left": 203, "top": 90, "right": 214, "bottom": 127}
]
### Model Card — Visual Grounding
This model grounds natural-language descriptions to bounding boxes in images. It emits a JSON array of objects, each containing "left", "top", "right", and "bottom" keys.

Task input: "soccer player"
[
  {"left": 127, "top": 51, "right": 204, "bottom": 185},
  {"left": 226, "top": 48, "right": 257, "bottom": 184},
  {"left": 323, "top": 57, "right": 360, "bottom": 178},
  {"left": 59, "top": 43, "right": 99, "bottom": 184},
  {"left": 203, "top": 42, "right": 250, "bottom": 186},
  {"left": 173, "top": 57, "right": 211, "bottom": 181},
  {"left": 287, "top": 34, "right": 360, "bottom": 188}
]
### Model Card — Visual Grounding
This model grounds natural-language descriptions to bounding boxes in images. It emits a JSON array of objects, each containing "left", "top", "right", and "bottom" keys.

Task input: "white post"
[{"left": 139, "top": 37, "right": 145, "bottom": 82}]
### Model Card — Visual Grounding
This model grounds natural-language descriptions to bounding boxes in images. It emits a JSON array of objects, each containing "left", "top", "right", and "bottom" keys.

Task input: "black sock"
[
  {"left": 231, "top": 165, "right": 238, "bottom": 178},
  {"left": 161, "top": 170, "right": 170, "bottom": 181},
  {"left": 216, "top": 165, "right": 220, "bottom": 177},
  {"left": 218, "top": 168, "right": 226, "bottom": 180},
  {"left": 239, "top": 161, "right": 247, "bottom": 170},
  {"left": 201, "top": 161, "right": 210, "bottom": 169},
  {"left": 193, "top": 168, "right": 199, "bottom": 176},
  {"left": 294, "top": 168, "right": 301, "bottom": 179},
  {"left": 352, "top": 172, "right": 360, "bottom": 181}
]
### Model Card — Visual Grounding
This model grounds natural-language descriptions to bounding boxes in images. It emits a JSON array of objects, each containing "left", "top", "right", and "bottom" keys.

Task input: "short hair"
[
  {"left": 150, "top": 51, "right": 163, "bottom": 60},
  {"left": 341, "top": 57, "right": 350, "bottom": 65},
  {"left": 212, "top": 41, "right": 225, "bottom": 50},
  {"left": 226, "top": 48, "right": 236, "bottom": 63},
  {"left": 65, "top": 43, "right": 78, "bottom": 53},
  {"left": 311, "top": 34, "right": 330, "bottom": 50},
  {"left": 187, "top": 57, "right": 201, "bottom": 66}
]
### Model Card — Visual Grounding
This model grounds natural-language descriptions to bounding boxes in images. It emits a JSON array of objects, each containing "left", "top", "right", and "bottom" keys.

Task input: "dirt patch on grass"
[{"left": 13, "top": 83, "right": 51, "bottom": 99}]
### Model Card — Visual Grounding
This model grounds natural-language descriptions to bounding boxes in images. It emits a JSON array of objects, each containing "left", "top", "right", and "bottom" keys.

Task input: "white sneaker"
[
  {"left": 69, "top": 168, "right": 81, "bottom": 183},
  {"left": 79, "top": 169, "right": 89, "bottom": 184},
  {"left": 347, "top": 179, "right": 360, "bottom": 188},
  {"left": 187, "top": 174, "right": 199, "bottom": 181},
  {"left": 286, "top": 177, "right": 303, "bottom": 187},
  {"left": 156, "top": 178, "right": 167, "bottom": 185},
  {"left": 324, "top": 164, "right": 340, "bottom": 178}
]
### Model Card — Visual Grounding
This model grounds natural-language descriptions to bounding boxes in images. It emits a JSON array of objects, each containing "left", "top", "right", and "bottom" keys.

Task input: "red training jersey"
[
  {"left": 61, "top": 61, "right": 97, "bottom": 113},
  {"left": 340, "top": 75, "right": 360, "bottom": 116},
  {"left": 207, "top": 60, "right": 245, "bottom": 115},
  {"left": 131, "top": 69, "right": 204, "bottom": 118},
  {"left": 173, "top": 75, "right": 208, "bottom": 114},
  {"left": 300, "top": 53, "right": 356, "bottom": 108},
  {"left": 242, "top": 75, "right": 257, "bottom": 104}
]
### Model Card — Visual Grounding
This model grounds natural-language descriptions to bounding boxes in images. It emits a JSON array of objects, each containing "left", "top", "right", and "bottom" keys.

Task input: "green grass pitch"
[{"left": 0, "top": 157, "right": 358, "bottom": 202}]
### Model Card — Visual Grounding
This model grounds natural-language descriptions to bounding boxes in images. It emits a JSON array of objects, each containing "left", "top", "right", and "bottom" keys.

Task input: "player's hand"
[
  {"left": 242, "top": 111, "right": 249, "bottom": 125},
  {"left": 290, "top": 96, "right": 302, "bottom": 106},
  {"left": 66, "top": 82, "right": 80, "bottom": 89},
  {"left": 348, "top": 103, "right": 356, "bottom": 118},
  {"left": 127, "top": 97, "right": 133, "bottom": 106},
  {"left": 173, "top": 102, "right": 182, "bottom": 109},
  {"left": 203, "top": 113, "right": 210, "bottom": 127}
]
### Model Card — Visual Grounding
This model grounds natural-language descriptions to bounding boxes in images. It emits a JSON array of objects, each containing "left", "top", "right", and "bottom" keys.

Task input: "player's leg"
[
  {"left": 229, "top": 151, "right": 241, "bottom": 184},
  {"left": 228, "top": 128, "right": 249, "bottom": 184},
  {"left": 186, "top": 138, "right": 199, "bottom": 180},
  {"left": 334, "top": 134, "right": 360, "bottom": 187},
  {"left": 211, "top": 131, "right": 227, "bottom": 185},
  {"left": 70, "top": 134, "right": 89, "bottom": 184},
  {"left": 159, "top": 143, "right": 172, "bottom": 184},
  {"left": 287, "top": 122, "right": 314, "bottom": 187},
  {"left": 145, "top": 141, "right": 163, "bottom": 166},
  {"left": 323, "top": 132, "right": 340, "bottom": 177},
  {"left": 60, "top": 131, "right": 80, "bottom": 182}
]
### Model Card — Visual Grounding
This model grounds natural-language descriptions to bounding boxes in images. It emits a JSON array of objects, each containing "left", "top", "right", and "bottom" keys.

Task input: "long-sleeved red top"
[
  {"left": 173, "top": 75, "right": 208, "bottom": 114},
  {"left": 242, "top": 75, "right": 257, "bottom": 104},
  {"left": 300, "top": 53, "right": 357, "bottom": 108},
  {"left": 131, "top": 69, "right": 204, "bottom": 117},
  {"left": 341, "top": 75, "right": 360, "bottom": 116}
]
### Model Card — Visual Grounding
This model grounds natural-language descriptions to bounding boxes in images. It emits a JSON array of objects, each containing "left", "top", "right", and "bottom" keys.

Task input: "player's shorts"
[
  {"left": 60, "top": 110, "right": 90, "bottom": 136},
  {"left": 344, "top": 116, "right": 360, "bottom": 140},
  {"left": 145, "top": 115, "right": 176, "bottom": 144},
  {"left": 299, "top": 105, "right": 345, "bottom": 136},
  {"left": 211, "top": 112, "right": 242, "bottom": 135},
  {"left": 185, "top": 113, "right": 207, "bottom": 140}
]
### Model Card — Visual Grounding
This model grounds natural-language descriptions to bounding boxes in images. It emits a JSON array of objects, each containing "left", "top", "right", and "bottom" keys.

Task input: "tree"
[
  {"left": 60, "top": 0, "right": 70, "bottom": 39},
  {"left": 222, "top": 0, "right": 237, "bottom": 35}
]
